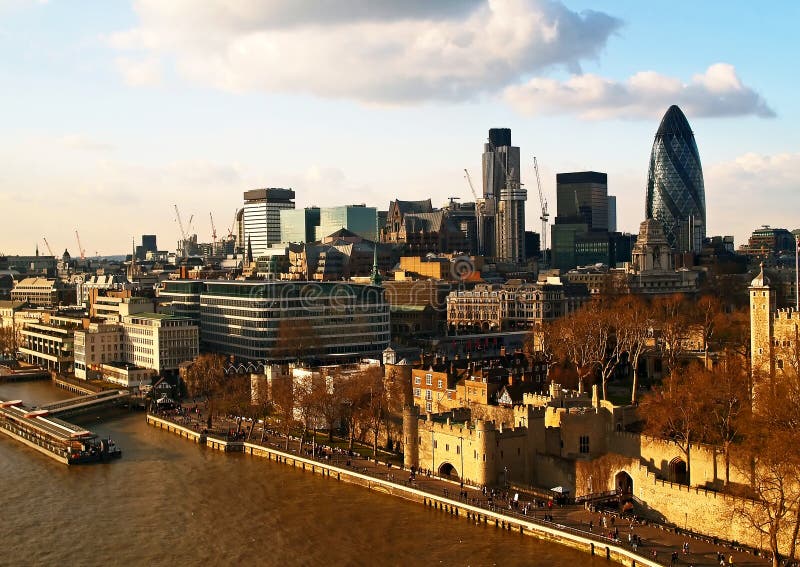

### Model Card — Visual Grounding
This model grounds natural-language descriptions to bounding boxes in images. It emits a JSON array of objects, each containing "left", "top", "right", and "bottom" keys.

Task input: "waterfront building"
[
  {"left": 645, "top": 105, "right": 706, "bottom": 253},
  {"left": 121, "top": 313, "right": 198, "bottom": 375},
  {"left": 74, "top": 322, "right": 122, "bottom": 379},
  {"left": 482, "top": 128, "right": 526, "bottom": 263},
  {"left": 197, "top": 280, "right": 390, "bottom": 362},
  {"left": 19, "top": 314, "right": 82, "bottom": 373},
  {"left": 242, "top": 188, "right": 296, "bottom": 257},
  {"left": 446, "top": 277, "right": 589, "bottom": 333}
]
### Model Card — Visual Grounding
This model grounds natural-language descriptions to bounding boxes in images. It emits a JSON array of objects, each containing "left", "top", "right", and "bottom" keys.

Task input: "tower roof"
[
  {"left": 655, "top": 105, "right": 693, "bottom": 138},
  {"left": 750, "top": 262, "right": 770, "bottom": 287}
]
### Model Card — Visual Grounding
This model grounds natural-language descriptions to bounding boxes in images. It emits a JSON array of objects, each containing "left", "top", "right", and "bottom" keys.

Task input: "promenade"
[{"left": 153, "top": 408, "right": 773, "bottom": 567}]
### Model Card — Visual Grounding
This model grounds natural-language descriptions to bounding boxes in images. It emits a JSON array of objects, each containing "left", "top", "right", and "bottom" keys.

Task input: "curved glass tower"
[{"left": 645, "top": 105, "right": 706, "bottom": 253}]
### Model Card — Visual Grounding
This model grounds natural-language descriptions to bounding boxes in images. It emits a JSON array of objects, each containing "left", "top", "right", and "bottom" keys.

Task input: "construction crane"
[
  {"left": 209, "top": 212, "right": 217, "bottom": 253},
  {"left": 463, "top": 169, "right": 479, "bottom": 201},
  {"left": 42, "top": 237, "right": 55, "bottom": 257},
  {"left": 174, "top": 204, "right": 188, "bottom": 257},
  {"left": 187, "top": 214, "right": 195, "bottom": 237},
  {"left": 533, "top": 157, "right": 549, "bottom": 267},
  {"left": 74, "top": 230, "right": 86, "bottom": 260}
]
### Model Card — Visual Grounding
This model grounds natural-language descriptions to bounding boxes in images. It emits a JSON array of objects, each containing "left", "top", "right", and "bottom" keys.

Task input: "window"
[
  {"left": 413, "top": 388, "right": 421, "bottom": 397},
  {"left": 433, "top": 440, "right": 437, "bottom": 449},
  {"left": 445, "top": 444, "right": 449, "bottom": 452},
  {"left": 415, "top": 376, "right": 421, "bottom": 384},
  {"left": 426, "top": 374, "right": 432, "bottom": 386},
  {"left": 778, "top": 359, "right": 784, "bottom": 370},
  {"left": 425, "top": 390, "right": 432, "bottom": 400},
  {"left": 437, "top": 379, "right": 443, "bottom": 389},
  {"left": 425, "top": 401, "right": 432, "bottom": 412},
  {"left": 579, "top": 435, "right": 590, "bottom": 454}
]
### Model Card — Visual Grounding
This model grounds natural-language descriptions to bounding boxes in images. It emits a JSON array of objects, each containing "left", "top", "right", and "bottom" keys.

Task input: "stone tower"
[
  {"left": 749, "top": 263, "right": 775, "bottom": 380},
  {"left": 402, "top": 405, "right": 420, "bottom": 470}
]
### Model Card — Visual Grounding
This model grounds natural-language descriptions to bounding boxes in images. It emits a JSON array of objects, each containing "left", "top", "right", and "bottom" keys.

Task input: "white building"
[
  {"left": 122, "top": 313, "right": 198, "bottom": 374},
  {"left": 73, "top": 322, "right": 122, "bottom": 379}
]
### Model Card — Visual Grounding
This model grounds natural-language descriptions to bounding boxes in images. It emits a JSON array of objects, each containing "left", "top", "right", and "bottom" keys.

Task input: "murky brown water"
[{"left": 0, "top": 381, "right": 599, "bottom": 567}]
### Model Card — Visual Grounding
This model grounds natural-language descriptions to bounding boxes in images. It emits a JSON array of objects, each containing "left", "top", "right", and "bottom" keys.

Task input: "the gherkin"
[{"left": 645, "top": 105, "right": 706, "bottom": 253}]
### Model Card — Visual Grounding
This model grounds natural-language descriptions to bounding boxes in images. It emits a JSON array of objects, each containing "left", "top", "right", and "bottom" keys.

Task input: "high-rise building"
[
  {"left": 481, "top": 128, "right": 526, "bottom": 263},
  {"left": 314, "top": 205, "right": 377, "bottom": 241},
  {"left": 242, "top": 188, "right": 296, "bottom": 256},
  {"left": 555, "top": 172, "right": 609, "bottom": 230},
  {"left": 607, "top": 196, "right": 617, "bottom": 233},
  {"left": 281, "top": 207, "right": 321, "bottom": 243},
  {"left": 551, "top": 171, "right": 609, "bottom": 271},
  {"left": 645, "top": 105, "right": 706, "bottom": 253}
]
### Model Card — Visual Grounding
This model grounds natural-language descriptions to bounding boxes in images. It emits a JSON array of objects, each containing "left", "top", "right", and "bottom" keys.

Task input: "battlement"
[{"left": 775, "top": 308, "right": 800, "bottom": 320}]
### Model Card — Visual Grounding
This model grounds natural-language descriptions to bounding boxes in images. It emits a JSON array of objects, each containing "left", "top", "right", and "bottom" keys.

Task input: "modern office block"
[
  {"left": 645, "top": 105, "right": 706, "bottom": 253},
  {"left": 242, "top": 188, "right": 296, "bottom": 256}
]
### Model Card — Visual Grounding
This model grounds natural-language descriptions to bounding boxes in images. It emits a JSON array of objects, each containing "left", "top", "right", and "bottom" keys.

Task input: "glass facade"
[
  {"left": 185, "top": 281, "right": 389, "bottom": 361},
  {"left": 315, "top": 205, "right": 377, "bottom": 241},
  {"left": 645, "top": 105, "right": 706, "bottom": 253}
]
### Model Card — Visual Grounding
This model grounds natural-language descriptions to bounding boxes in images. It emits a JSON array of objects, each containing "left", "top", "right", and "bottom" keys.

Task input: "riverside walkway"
[{"left": 150, "top": 410, "right": 771, "bottom": 567}]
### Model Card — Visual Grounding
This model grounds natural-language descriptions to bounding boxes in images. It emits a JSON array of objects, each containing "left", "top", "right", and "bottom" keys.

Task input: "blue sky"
[{"left": 0, "top": 0, "right": 797, "bottom": 256}]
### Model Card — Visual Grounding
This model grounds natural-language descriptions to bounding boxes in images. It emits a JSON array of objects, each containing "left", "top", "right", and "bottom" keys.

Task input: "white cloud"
[
  {"left": 705, "top": 152, "right": 800, "bottom": 244},
  {"left": 504, "top": 63, "right": 774, "bottom": 119},
  {"left": 115, "top": 56, "right": 162, "bottom": 87},
  {"left": 110, "top": 0, "right": 621, "bottom": 103},
  {"left": 59, "top": 134, "right": 114, "bottom": 152}
]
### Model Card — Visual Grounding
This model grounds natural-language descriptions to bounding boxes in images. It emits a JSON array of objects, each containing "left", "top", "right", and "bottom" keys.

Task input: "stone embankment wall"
[{"left": 147, "top": 415, "right": 657, "bottom": 567}]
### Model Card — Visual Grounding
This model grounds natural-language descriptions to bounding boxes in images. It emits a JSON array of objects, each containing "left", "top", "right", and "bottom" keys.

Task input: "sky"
[{"left": 0, "top": 0, "right": 797, "bottom": 256}]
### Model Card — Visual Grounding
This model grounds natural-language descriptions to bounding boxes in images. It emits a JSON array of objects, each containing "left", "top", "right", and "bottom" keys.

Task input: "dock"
[{"left": 0, "top": 398, "right": 121, "bottom": 465}]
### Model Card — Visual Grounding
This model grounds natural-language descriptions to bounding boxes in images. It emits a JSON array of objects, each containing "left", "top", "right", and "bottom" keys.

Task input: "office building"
[
  {"left": 280, "top": 207, "right": 320, "bottom": 243},
  {"left": 121, "top": 313, "right": 199, "bottom": 375},
  {"left": 645, "top": 105, "right": 706, "bottom": 253},
  {"left": 242, "top": 188, "right": 296, "bottom": 257},
  {"left": 481, "top": 128, "right": 526, "bottom": 263},
  {"left": 196, "top": 280, "right": 390, "bottom": 361},
  {"left": 551, "top": 171, "right": 620, "bottom": 272},
  {"left": 314, "top": 205, "right": 377, "bottom": 241}
]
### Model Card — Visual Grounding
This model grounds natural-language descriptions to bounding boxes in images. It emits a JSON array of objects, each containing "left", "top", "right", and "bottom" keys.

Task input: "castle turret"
[
  {"left": 750, "top": 263, "right": 775, "bottom": 381},
  {"left": 402, "top": 405, "right": 420, "bottom": 470}
]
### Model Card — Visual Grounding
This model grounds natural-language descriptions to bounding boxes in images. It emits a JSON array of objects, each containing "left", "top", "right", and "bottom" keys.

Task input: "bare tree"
[
  {"left": 183, "top": 354, "right": 227, "bottom": 427},
  {"left": 639, "top": 363, "right": 712, "bottom": 484},
  {"left": 270, "top": 373, "right": 296, "bottom": 451},
  {"left": 615, "top": 295, "right": 652, "bottom": 404}
]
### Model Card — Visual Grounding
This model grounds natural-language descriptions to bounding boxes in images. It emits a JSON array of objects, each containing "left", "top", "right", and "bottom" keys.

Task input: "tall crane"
[
  {"left": 42, "top": 237, "right": 55, "bottom": 257},
  {"left": 533, "top": 157, "right": 549, "bottom": 268},
  {"left": 74, "top": 230, "right": 86, "bottom": 260},
  {"left": 463, "top": 169, "right": 479, "bottom": 201},
  {"left": 209, "top": 212, "right": 217, "bottom": 254},
  {"left": 174, "top": 204, "right": 188, "bottom": 257}
]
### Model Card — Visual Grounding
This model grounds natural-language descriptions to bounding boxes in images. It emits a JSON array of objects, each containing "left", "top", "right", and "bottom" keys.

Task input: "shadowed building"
[{"left": 645, "top": 105, "right": 706, "bottom": 253}]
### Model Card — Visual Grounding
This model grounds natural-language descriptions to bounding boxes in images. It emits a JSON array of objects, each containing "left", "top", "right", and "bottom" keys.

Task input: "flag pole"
[{"left": 795, "top": 234, "right": 799, "bottom": 311}]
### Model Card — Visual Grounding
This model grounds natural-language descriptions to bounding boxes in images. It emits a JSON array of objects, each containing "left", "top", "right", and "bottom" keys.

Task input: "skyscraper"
[
  {"left": 242, "top": 188, "right": 295, "bottom": 256},
  {"left": 645, "top": 105, "right": 706, "bottom": 253},
  {"left": 481, "top": 128, "right": 526, "bottom": 263}
]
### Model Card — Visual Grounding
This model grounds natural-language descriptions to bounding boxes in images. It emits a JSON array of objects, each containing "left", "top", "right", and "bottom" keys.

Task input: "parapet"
[{"left": 775, "top": 308, "right": 800, "bottom": 320}]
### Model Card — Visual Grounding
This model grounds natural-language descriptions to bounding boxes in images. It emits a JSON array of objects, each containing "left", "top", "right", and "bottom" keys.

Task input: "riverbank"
[{"left": 148, "top": 413, "right": 659, "bottom": 566}]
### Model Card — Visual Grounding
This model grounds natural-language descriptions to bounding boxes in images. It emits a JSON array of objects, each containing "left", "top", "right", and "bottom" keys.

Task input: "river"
[{"left": 0, "top": 381, "right": 599, "bottom": 567}]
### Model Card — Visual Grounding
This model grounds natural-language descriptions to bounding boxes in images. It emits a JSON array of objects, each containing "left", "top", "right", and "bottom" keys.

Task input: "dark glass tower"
[{"left": 645, "top": 105, "right": 706, "bottom": 253}]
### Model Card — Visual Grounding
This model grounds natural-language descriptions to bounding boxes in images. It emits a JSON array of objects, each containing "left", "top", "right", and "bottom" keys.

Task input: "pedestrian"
[
  {"left": 728, "top": 555, "right": 734, "bottom": 566},
  {"left": 588, "top": 520, "right": 593, "bottom": 532}
]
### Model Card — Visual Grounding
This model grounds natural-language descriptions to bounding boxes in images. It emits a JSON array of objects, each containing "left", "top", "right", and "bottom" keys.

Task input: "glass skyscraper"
[{"left": 645, "top": 105, "right": 706, "bottom": 253}]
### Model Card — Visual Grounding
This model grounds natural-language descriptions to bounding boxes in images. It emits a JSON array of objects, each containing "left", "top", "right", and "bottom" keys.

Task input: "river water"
[{"left": 0, "top": 381, "right": 598, "bottom": 567}]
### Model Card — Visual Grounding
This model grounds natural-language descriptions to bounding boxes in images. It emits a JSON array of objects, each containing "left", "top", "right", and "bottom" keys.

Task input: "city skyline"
[{"left": 1, "top": 0, "right": 798, "bottom": 255}]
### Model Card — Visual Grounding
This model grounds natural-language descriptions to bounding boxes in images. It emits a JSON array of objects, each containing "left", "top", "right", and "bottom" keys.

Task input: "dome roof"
[
  {"left": 750, "top": 263, "right": 770, "bottom": 287},
  {"left": 655, "top": 105, "right": 693, "bottom": 138}
]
